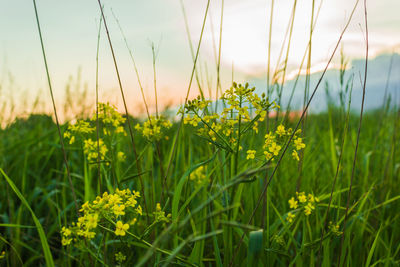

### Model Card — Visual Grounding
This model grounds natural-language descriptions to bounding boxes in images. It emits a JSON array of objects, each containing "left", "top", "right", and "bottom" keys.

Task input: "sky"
[{"left": 0, "top": 0, "right": 399, "bottom": 119}]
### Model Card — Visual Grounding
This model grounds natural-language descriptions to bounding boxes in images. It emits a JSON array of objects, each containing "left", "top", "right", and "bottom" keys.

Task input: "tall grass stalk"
[
  {"left": 215, "top": 0, "right": 225, "bottom": 113},
  {"left": 163, "top": 0, "right": 210, "bottom": 195},
  {"left": 111, "top": 9, "right": 152, "bottom": 119},
  {"left": 274, "top": 0, "right": 298, "bottom": 123},
  {"left": 316, "top": 74, "right": 354, "bottom": 265},
  {"left": 284, "top": 0, "right": 323, "bottom": 122},
  {"left": 32, "top": 0, "right": 78, "bottom": 214},
  {"left": 338, "top": 0, "right": 368, "bottom": 264},
  {"left": 95, "top": 14, "right": 103, "bottom": 192},
  {"left": 297, "top": 0, "right": 316, "bottom": 191},
  {"left": 96, "top": 0, "right": 149, "bottom": 218},
  {"left": 179, "top": 0, "right": 205, "bottom": 99}
]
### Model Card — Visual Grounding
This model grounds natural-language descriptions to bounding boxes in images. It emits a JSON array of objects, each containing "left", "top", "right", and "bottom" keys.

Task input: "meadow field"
[{"left": 1, "top": 0, "right": 400, "bottom": 266}]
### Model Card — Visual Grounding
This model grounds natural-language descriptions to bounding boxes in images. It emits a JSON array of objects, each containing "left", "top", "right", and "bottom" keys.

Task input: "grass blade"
[{"left": 0, "top": 168, "right": 54, "bottom": 267}]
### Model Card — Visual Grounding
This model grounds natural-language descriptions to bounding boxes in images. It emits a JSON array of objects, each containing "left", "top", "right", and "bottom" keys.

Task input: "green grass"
[
  {"left": 0, "top": 105, "right": 399, "bottom": 266},
  {"left": 1, "top": 0, "right": 399, "bottom": 266}
]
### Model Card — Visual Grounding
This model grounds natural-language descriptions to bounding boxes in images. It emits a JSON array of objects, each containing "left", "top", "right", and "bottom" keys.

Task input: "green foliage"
[{"left": 0, "top": 96, "right": 399, "bottom": 266}]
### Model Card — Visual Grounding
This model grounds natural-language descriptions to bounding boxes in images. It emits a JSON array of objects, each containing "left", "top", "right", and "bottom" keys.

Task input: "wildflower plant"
[
  {"left": 61, "top": 189, "right": 142, "bottom": 246},
  {"left": 182, "top": 82, "right": 276, "bottom": 152},
  {"left": 181, "top": 82, "right": 305, "bottom": 170},
  {"left": 134, "top": 115, "right": 172, "bottom": 142},
  {"left": 189, "top": 165, "right": 208, "bottom": 185},
  {"left": 286, "top": 192, "right": 321, "bottom": 224},
  {"left": 61, "top": 188, "right": 171, "bottom": 263},
  {"left": 63, "top": 102, "right": 128, "bottom": 166}
]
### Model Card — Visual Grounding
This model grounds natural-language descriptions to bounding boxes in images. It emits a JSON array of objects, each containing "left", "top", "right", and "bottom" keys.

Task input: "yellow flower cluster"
[
  {"left": 261, "top": 125, "right": 305, "bottom": 162},
  {"left": 153, "top": 203, "right": 171, "bottom": 223},
  {"left": 182, "top": 83, "right": 305, "bottom": 164},
  {"left": 61, "top": 188, "right": 142, "bottom": 246},
  {"left": 63, "top": 103, "right": 127, "bottom": 164},
  {"left": 83, "top": 138, "right": 108, "bottom": 162},
  {"left": 0, "top": 251, "right": 5, "bottom": 260},
  {"left": 286, "top": 212, "right": 296, "bottom": 223},
  {"left": 117, "top": 151, "right": 126, "bottom": 162},
  {"left": 64, "top": 103, "right": 127, "bottom": 142},
  {"left": 286, "top": 192, "right": 320, "bottom": 223},
  {"left": 64, "top": 120, "right": 95, "bottom": 145},
  {"left": 246, "top": 150, "right": 256, "bottom": 160},
  {"left": 135, "top": 115, "right": 172, "bottom": 142},
  {"left": 93, "top": 102, "right": 126, "bottom": 129},
  {"left": 182, "top": 83, "right": 277, "bottom": 148},
  {"left": 189, "top": 165, "right": 207, "bottom": 185}
]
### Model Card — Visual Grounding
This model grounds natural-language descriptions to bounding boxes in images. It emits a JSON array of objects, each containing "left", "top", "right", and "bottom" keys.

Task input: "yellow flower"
[
  {"left": 136, "top": 115, "right": 172, "bottom": 141},
  {"left": 294, "top": 137, "right": 306, "bottom": 150},
  {"left": 304, "top": 203, "right": 315, "bottom": 216},
  {"left": 126, "top": 196, "right": 138, "bottom": 207},
  {"left": 61, "top": 226, "right": 72, "bottom": 237},
  {"left": 246, "top": 150, "right": 256, "bottom": 160},
  {"left": 117, "top": 151, "right": 126, "bottom": 161},
  {"left": 94, "top": 102, "right": 126, "bottom": 127},
  {"left": 115, "top": 188, "right": 127, "bottom": 197},
  {"left": 154, "top": 203, "right": 171, "bottom": 223},
  {"left": 77, "top": 217, "right": 85, "bottom": 228},
  {"left": 269, "top": 142, "right": 281, "bottom": 156},
  {"left": 69, "top": 136, "right": 75, "bottom": 145},
  {"left": 264, "top": 132, "right": 275, "bottom": 146},
  {"left": 258, "top": 110, "right": 266, "bottom": 121},
  {"left": 61, "top": 237, "right": 72, "bottom": 246},
  {"left": 156, "top": 203, "right": 162, "bottom": 212},
  {"left": 252, "top": 122, "right": 259, "bottom": 133},
  {"left": 108, "top": 194, "right": 122, "bottom": 206},
  {"left": 79, "top": 201, "right": 90, "bottom": 213},
  {"left": 63, "top": 131, "right": 70, "bottom": 139},
  {"left": 297, "top": 192, "right": 307, "bottom": 203},
  {"left": 264, "top": 151, "right": 273, "bottom": 160},
  {"left": 86, "top": 213, "right": 98, "bottom": 229},
  {"left": 288, "top": 197, "right": 298, "bottom": 209},
  {"left": 190, "top": 165, "right": 207, "bottom": 185},
  {"left": 286, "top": 212, "right": 295, "bottom": 223},
  {"left": 83, "top": 229, "right": 96, "bottom": 239},
  {"left": 103, "top": 128, "right": 111, "bottom": 136},
  {"left": 136, "top": 205, "right": 143, "bottom": 216},
  {"left": 115, "top": 126, "right": 126, "bottom": 135},
  {"left": 83, "top": 138, "right": 108, "bottom": 162},
  {"left": 115, "top": 221, "right": 129, "bottom": 236},
  {"left": 292, "top": 150, "right": 300, "bottom": 161},
  {"left": 113, "top": 204, "right": 126, "bottom": 216},
  {"left": 276, "top": 124, "right": 286, "bottom": 137},
  {"left": 132, "top": 190, "right": 140, "bottom": 198},
  {"left": 304, "top": 207, "right": 312, "bottom": 216},
  {"left": 68, "top": 120, "right": 95, "bottom": 134}
]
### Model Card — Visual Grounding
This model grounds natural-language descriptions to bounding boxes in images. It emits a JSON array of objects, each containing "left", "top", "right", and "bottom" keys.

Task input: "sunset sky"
[{"left": 1, "top": 0, "right": 399, "bottom": 117}]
